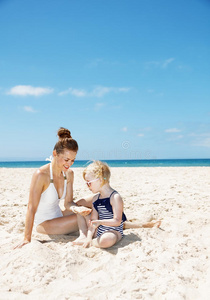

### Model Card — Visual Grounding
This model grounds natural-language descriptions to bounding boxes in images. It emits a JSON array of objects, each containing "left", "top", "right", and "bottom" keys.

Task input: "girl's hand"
[
  {"left": 90, "top": 220, "right": 101, "bottom": 228},
  {"left": 83, "top": 238, "right": 92, "bottom": 248},
  {"left": 72, "top": 206, "right": 92, "bottom": 216},
  {"left": 14, "top": 239, "right": 30, "bottom": 249}
]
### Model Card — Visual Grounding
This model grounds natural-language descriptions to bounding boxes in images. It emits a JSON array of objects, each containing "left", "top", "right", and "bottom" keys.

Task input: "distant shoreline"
[{"left": 0, "top": 158, "right": 210, "bottom": 168}]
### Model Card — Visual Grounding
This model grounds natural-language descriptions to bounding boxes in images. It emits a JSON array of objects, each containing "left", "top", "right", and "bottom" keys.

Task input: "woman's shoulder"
[
  {"left": 32, "top": 164, "right": 50, "bottom": 181},
  {"left": 65, "top": 168, "right": 74, "bottom": 182},
  {"left": 30, "top": 164, "right": 50, "bottom": 188}
]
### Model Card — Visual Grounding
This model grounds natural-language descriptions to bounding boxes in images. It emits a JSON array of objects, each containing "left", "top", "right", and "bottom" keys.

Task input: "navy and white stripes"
[{"left": 93, "top": 191, "right": 124, "bottom": 238}]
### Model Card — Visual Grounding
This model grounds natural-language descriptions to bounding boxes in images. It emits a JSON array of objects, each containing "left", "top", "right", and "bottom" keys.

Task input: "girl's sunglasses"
[{"left": 85, "top": 178, "right": 99, "bottom": 187}]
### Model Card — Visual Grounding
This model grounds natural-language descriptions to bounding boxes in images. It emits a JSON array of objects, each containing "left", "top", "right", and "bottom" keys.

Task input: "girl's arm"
[
  {"left": 15, "top": 169, "right": 46, "bottom": 248},
  {"left": 91, "top": 193, "right": 123, "bottom": 228},
  {"left": 64, "top": 169, "right": 91, "bottom": 216}
]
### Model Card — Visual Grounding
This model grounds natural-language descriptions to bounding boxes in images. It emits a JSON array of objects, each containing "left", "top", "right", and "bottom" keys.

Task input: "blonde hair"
[{"left": 83, "top": 161, "right": 111, "bottom": 185}]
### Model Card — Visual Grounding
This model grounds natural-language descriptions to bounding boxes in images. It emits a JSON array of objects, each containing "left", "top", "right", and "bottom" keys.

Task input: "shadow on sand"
[
  {"left": 35, "top": 232, "right": 141, "bottom": 255},
  {"left": 35, "top": 231, "right": 79, "bottom": 245},
  {"left": 104, "top": 232, "right": 141, "bottom": 255}
]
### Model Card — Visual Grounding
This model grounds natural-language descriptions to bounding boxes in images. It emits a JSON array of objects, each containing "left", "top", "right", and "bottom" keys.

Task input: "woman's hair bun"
[{"left": 57, "top": 127, "right": 72, "bottom": 140}]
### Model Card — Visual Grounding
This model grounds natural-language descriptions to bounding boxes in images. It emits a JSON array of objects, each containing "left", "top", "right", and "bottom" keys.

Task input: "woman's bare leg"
[{"left": 36, "top": 214, "right": 78, "bottom": 235}]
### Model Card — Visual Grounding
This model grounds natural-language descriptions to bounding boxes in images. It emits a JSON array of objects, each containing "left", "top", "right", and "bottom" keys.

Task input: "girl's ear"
[{"left": 100, "top": 177, "right": 104, "bottom": 187}]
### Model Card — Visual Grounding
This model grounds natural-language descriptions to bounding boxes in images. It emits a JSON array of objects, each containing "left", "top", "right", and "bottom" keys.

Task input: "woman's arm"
[
  {"left": 64, "top": 169, "right": 74, "bottom": 211},
  {"left": 15, "top": 169, "right": 46, "bottom": 248},
  {"left": 91, "top": 193, "right": 123, "bottom": 227},
  {"left": 64, "top": 169, "right": 92, "bottom": 216}
]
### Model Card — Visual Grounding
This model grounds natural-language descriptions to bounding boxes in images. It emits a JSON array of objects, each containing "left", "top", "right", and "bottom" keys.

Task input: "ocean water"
[{"left": 0, "top": 159, "right": 210, "bottom": 168}]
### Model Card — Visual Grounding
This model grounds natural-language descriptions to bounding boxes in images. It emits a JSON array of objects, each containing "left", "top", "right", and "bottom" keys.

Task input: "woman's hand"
[
  {"left": 72, "top": 206, "right": 92, "bottom": 216},
  {"left": 14, "top": 239, "right": 30, "bottom": 249}
]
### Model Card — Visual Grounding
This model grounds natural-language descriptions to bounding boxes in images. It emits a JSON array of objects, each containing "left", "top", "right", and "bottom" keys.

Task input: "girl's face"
[
  {"left": 85, "top": 172, "right": 101, "bottom": 193},
  {"left": 54, "top": 149, "right": 77, "bottom": 172}
]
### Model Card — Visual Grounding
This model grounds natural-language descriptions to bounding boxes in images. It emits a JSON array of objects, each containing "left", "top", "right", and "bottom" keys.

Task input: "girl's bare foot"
[
  {"left": 72, "top": 236, "right": 86, "bottom": 245},
  {"left": 142, "top": 220, "right": 161, "bottom": 228},
  {"left": 124, "top": 219, "right": 162, "bottom": 229}
]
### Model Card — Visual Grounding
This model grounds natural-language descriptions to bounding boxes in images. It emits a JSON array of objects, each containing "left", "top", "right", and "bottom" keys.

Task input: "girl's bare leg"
[
  {"left": 123, "top": 220, "right": 161, "bottom": 229},
  {"left": 92, "top": 231, "right": 122, "bottom": 249},
  {"left": 72, "top": 214, "right": 90, "bottom": 244},
  {"left": 36, "top": 214, "right": 78, "bottom": 235}
]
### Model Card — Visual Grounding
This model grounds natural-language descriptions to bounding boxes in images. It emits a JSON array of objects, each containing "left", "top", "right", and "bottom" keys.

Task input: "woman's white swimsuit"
[{"left": 34, "top": 163, "right": 67, "bottom": 226}]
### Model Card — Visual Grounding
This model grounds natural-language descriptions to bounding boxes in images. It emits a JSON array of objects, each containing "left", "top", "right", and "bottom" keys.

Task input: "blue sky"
[{"left": 0, "top": 0, "right": 210, "bottom": 160}]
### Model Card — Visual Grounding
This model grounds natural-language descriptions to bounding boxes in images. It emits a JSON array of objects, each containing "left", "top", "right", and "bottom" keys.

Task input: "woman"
[{"left": 16, "top": 127, "right": 91, "bottom": 248}]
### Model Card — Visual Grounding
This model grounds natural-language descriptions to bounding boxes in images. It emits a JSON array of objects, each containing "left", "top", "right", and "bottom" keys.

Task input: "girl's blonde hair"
[{"left": 83, "top": 161, "right": 111, "bottom": 185}]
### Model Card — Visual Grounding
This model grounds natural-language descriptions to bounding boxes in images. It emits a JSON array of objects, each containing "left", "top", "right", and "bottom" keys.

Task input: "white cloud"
[
  {"left": 86, "top": 58, "right": 104, "bottom": 68},
  {"left": 86, "top": 58, "right": 122, "bottom": 68},
  {"left": 146, "top": 58, "right": 175, "bottom": 69},
  {"left": 191, "top": 133, "right": 210, "bottom": 148},
  {"left": 165, "top": 128, "right": 181, "bottom": 133},
  {"left": 91, "top": 86, "right": 111, "bottom": 97},
  {"left": 147, "top": 89, "right": 154, "bottom": 93},
  {"left": 147, "top": 89, "right": 164, "bottom": 97},
  {"left": 167, "top": 135, "right": 184, "bottom": 141},
  {"left": 138, "top": 133, "right": 144, "bottom": 137},
  {"left": 58, "top": 88, "right": 87, "bottom": 97},
  {"left": 122, "top": 127, "right": 128, "bottom": 132},
  {"left": 146, "top": 61, "right": 160, "bottom": 68},
  {"left": 194, "top": 137, "right": 210, "bottom": 148},
  {"left": 23, "top": 106, "right": 37, "bottom": 113},
  {"left": 145, "top": 127, "right": 152, "bottom": 131},
  {"left": 58, "top": 86, "right": 130, "bottom": 98},
  {"left": 117, "top": 87, "right": 130, "bottom": 93},
  {"left": 7, "top": 85, "right": 53, "bottom": 96},
  {"left": 94, "top": 102, "right": 105, "bottom": 110},
  {"left": 162, "top": 58, "right": 175, "bottom": 68}
]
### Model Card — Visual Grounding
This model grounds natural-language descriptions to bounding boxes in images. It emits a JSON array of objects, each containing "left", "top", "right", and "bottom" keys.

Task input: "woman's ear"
[{"left": 52, "top": 150, "right": 57, "bottom": 157}]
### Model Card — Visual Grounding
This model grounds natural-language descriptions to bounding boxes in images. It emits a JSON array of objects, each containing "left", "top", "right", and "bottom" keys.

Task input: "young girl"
[{"left": 73, "top": 161, "right": 161, "bottom": 249}]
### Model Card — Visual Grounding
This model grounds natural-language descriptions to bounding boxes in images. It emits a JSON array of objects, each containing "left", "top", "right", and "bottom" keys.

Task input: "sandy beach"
[{"left": 0, "top": 166, "right": 210, "bottom": 300}]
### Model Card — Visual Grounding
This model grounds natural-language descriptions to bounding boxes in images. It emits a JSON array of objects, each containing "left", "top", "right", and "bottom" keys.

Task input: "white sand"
[{"left": 0, "top": 167, "right": 210, "bottom": 300}]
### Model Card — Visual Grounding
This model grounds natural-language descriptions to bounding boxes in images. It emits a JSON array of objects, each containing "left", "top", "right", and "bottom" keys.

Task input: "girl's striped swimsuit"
[{"left": 93, "top": 191, "right": 127, "bottom": 238}]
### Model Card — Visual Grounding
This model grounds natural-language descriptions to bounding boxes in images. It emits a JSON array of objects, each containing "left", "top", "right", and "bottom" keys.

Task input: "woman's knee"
[{"left": 36, "top": 224, "right": 48, "bottom": 234}]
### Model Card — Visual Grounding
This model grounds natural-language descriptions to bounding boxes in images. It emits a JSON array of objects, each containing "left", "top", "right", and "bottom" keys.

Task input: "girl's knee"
[{"left": 98, "top": 233, "right": 118, "bottom": 248}]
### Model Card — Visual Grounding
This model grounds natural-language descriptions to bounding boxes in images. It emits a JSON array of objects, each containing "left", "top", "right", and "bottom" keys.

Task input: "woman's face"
[{"left": 55, "top": 149, "right": 77, "bottom": 172}]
